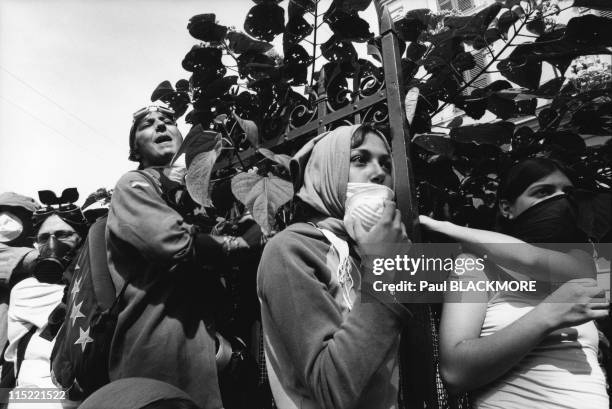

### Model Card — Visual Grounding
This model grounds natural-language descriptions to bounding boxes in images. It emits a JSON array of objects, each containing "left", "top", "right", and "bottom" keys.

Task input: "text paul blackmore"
[{"left": 368, "top": 254, "right": 537, "bottom": 294}]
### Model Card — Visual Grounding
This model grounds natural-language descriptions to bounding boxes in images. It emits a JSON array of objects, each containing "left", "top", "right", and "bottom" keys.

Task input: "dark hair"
[
  {"left": 350, "top": 123, "right": 390, "bottom": 149},
  {"left": 498, "top": 157, "right": 569, "bottom": 203},
  {"left": 140, "top": 398, "right": 201, "bottom": 409},
  {"left": 128, "top": 110, "right": 176, "bottom": 162}
]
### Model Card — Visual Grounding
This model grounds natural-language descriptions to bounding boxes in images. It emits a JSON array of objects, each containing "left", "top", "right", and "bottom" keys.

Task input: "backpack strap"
[
  {"left": 88, "top": 217, "right": 117, "bottom": 310},
  {"left": 15, "top": 325, "right": 37, "bottom": 379},
  {"left": 92, "top": 169, "right": 162, "bottom": 309}
]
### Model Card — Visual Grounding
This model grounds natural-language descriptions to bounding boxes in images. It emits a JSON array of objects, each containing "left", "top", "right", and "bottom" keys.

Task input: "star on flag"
[
  {"left": 71, "top": 274, "right": 82, "bottom": 297},
  {"left": 70, "top": 300, "right": 85, "bottom": 325},
  {"left": 75, "top": 327, "right": 93, "bottom": 352}
]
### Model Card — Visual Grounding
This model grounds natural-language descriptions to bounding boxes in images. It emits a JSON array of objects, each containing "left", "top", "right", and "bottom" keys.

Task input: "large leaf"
[
  {"left": 174, "top": 124, "right": 221, "bottom": 168},
  {"left": 450, "top": 121, "right": 514, "bottom": 146},
  {"left": 244, "top": 3, "right": 285, "bottom": 41},
  {"left": 231, "top": 172, "right": 294, "bottom": 235},
  {"left": 185, "top": 139, "right": 222, "bottom": 208},
  {"left": 257, "top": 147, "right": 292, "bottom": 171},
  {"left": 227, "top": 31, "right": 273, "bottom": 54},
  {"left": 187, "top": 14, "right": 228, "bottom": 42},
  {"left": 445, "top": 3, "right": 503, "bottom": 48},
  {"left": 232, "top": 111, "right": 260, "bottom": 148},
  {"left": 500, "top": 15, "right": 612, "bottom": 88}
]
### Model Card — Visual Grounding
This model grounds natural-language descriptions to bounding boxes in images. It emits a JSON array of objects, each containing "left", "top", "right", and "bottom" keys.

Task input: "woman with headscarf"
[
  {"left": 420, "top": 158, "right": 609, "bottom": 408},
  {"left": 257, "top": 124, "right": 412, "bottom": 409}
]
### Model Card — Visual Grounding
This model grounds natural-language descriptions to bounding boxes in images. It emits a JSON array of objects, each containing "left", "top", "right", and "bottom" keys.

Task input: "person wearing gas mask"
[
  {"left": 4, "top": 205, "right": 86, "bottom": 406},
  {"left": 0, "top": 192, "right": 40, "bottom": 371},
  {"left": 106, "top": 105, "right": 251, "bottom": 409},
  {"left": 257, "top": 124, "right": 414, "bottom": 409},
  {"left": 419, "top": 158, "right": 609, "bottom": 409}
]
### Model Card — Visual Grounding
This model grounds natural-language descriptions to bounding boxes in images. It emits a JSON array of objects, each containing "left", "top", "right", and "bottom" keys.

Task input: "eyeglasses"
[
  {"left": 37, "top": 230, "right": 77, "bottom": 244},
  {"left": 132, "top": 106, "right": 176, "bottom": 123}
]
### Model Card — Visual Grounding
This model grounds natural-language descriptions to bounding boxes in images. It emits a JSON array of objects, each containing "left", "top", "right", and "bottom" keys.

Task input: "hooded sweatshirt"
[{"left": 257, "top": 126, "right": 410, "bottom": 409}]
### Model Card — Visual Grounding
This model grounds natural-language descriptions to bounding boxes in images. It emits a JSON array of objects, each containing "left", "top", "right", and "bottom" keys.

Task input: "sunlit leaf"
[
  {"left": 232, "top": 111, "right": 260, "bottom": 148},
  {"left": 185, "top": 139, "right": 222, "bottom": 208},
  {"left": 257, "top": 147, "right": 292, "bottom": 171},
  {"left": 405, "top": 87, "right": 420, "bottom": 126},
  {"left": 174, "top": 124, "right": 221, "bottom": 168},
  {"left": 231, "top": 172, "right": 294, "bottom": 235}
]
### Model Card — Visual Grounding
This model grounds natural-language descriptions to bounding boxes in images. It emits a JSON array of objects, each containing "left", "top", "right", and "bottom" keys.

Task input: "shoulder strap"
[
  {"left": 15, "top": 326, "right": 37, "bottom": 378},
  {"left": 88, "top": 216, "right": 116, "bottom": 310}
]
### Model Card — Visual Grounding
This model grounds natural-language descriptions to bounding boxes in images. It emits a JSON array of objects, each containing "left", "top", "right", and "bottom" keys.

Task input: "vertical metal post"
[
  {"left": 374, "top": 3, "right": 421, "bottom": 241},
  {"left": 373, "top": 4, "right": 443, "bottom": 409},
  {"left": 317, "top": 68, "right": 328, "bottom": 134}
]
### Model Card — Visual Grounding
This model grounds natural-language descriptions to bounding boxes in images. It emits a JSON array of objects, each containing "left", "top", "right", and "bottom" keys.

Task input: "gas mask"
[
  {"left": 503, "top": 194, "right": 588, "bottom": 244},
  {"left": 33, "top": 236, "right": 78, "bottom": 284},
  {"left": 0, "top": 211, "right": 24, "bottom": 244},
  {"left": 344, "top": 182, "right": 395, "bottom": 236}
]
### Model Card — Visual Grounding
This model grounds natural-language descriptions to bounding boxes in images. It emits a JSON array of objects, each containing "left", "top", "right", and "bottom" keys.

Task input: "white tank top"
[{"left": 474, "top": 288, "right": 608, "bottom": 409}]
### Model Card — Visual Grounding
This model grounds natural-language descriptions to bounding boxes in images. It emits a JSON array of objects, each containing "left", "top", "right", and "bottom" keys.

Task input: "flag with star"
[{"left": 51, "top": 216, "right": 124, "bottom": 399}]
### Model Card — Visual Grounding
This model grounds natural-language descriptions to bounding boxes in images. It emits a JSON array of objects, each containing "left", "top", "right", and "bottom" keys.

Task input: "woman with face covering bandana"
[
  {"left": 419, "top": 158, "right": 609, "bottom": 409},
  {"left": 257, "top": 124, "right": 413, "bottom": 409}
]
